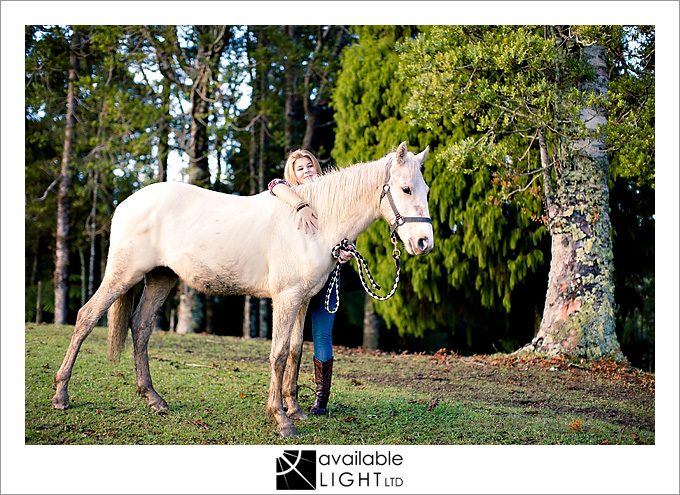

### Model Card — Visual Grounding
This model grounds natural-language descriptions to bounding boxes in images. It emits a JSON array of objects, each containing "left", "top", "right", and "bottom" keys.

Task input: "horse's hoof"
[
  {"left": 149, "top": 399, "right": 169, "bottom": 414},
  {"left": 287, "top": 409, "right": 308, "bottom": 421},
  {"left": 51, "top": 395, "right": 70, "bottom": 410},
  {"left": 277, "top": 423, "right": 299, "bottom": 438}
]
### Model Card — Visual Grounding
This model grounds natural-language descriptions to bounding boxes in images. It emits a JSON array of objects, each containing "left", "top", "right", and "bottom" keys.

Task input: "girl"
[{"left": 268, "top": 149, "right": 353, "bottom": 415}]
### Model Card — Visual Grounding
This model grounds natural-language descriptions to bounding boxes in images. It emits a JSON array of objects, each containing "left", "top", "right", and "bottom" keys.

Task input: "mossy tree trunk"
[{"left": 524, "top": 43, "right": 621, "bottom": 359}]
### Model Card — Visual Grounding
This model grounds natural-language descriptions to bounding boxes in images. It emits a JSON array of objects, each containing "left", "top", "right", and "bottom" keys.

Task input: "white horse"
[{"left": 52, "top": 141, "right": 434, "bottom": 437}]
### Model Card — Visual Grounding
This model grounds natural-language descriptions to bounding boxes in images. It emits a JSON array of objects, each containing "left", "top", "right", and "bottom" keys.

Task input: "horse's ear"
[
  {"left": 415, "top": 146, "right": 429, "bottom": 166},
  {"left": 395, "top": 141, "right": 408, "bottom": 165}
]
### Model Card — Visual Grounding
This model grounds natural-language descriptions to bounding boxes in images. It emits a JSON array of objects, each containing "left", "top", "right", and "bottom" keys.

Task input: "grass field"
[{"left": 25, "top": 323, "right": 655, "bottom": 445}]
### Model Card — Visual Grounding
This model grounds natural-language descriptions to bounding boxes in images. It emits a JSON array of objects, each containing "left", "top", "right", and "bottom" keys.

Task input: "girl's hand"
[
  {"left": 338, "top": 249, "right": 353, "bottom": 264},
  {"left": 296, "top": 205, "right": 319, "bottom": 234}
]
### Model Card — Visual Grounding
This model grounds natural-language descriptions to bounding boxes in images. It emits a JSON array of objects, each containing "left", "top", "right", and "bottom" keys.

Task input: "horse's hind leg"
[
  {"left": 130, "top": 268, "right": 178, "bottom": 413},
  {"left": 52, "top": 279, "right": 134, "bottom": 410},
  {"left": 282, "top": 300, "right": 309, "bottom": 421}
]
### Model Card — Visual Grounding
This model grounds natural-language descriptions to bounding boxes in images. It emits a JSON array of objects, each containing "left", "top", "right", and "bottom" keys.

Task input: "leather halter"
[{"left": 379, "top": 160, "right": 433, "bottom": 240}]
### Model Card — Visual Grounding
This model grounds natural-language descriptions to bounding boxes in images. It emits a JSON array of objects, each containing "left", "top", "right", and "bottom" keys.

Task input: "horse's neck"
[{"left": 300, "top": 159, "right": 386, "bottom": 244}]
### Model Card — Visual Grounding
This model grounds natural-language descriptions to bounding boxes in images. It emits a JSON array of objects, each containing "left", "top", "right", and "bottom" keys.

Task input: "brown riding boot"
[{"left": 310, "top": 357, "right": 333, "bottom": 415}]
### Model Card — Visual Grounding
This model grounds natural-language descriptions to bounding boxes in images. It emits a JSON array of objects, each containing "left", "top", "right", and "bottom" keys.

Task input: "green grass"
[{"left": 25, "top": 323, "right": 655, "bottom": 445}]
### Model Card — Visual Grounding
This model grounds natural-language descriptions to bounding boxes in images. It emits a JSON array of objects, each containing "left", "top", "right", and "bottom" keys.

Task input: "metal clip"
[{"left": 391, "top": 234, "right": 401, "bottom": 259}]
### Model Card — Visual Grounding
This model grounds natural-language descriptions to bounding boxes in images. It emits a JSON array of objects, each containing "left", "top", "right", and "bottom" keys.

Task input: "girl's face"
[{"left": 293, "top": 157, "right": 318, "bottom": 184}]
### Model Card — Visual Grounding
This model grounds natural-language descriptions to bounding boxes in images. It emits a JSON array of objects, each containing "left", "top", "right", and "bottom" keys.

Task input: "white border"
[{"left": 4, "top": 2, "right": 679, "bottom": 494}]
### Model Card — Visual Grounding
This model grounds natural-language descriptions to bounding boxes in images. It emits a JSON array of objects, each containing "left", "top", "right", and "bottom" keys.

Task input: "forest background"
[{"left": 22, "top": 23, "right": 657, "bottom": 369}]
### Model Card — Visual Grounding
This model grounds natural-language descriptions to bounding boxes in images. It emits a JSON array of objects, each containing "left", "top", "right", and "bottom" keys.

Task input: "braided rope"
[{"left": 325, "top": 237, "right": 401, "bottom": 314}]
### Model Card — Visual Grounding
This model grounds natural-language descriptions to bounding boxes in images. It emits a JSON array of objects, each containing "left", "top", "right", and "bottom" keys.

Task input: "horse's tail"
[{"left": 107, "top": 290, "right": 134, "bottom": 363}]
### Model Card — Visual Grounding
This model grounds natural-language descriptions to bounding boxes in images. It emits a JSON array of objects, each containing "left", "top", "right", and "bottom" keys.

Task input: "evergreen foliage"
[{"left": 332, "top": 26, "right": 547, "bottom": 351}]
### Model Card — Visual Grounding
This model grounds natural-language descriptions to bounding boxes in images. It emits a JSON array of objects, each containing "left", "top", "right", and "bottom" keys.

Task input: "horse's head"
[{"left": 380, "top": 142, "right": 434, "bottom": 256}]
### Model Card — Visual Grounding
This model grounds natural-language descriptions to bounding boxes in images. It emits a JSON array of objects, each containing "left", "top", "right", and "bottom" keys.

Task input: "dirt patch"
[{"left": 332, "top": 346, "right": 655, "bottom": 435}]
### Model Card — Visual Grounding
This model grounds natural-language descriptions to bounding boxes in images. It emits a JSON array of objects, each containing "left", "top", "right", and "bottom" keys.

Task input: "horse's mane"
[{"left": 293, "top": 154, "right": 392, "bottom": 230}]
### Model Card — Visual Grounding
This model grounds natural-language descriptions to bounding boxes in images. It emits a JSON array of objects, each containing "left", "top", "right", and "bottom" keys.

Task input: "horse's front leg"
[
  {"left": 267, "top": 294, "right": 300, "bottom": 437},
  {"left": 282, "top": 300, "right": 309, "bottom": 421}
]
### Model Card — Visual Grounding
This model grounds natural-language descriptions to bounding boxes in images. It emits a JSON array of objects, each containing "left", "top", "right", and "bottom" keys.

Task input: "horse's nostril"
[{"left": 418, "top": 237, "right": 429, "bottom": 252}]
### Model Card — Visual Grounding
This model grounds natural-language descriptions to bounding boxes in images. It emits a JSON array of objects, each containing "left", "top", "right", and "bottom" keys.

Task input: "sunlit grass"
[{"left": 25, "top": 323, "right": 654, "bottom": 445}]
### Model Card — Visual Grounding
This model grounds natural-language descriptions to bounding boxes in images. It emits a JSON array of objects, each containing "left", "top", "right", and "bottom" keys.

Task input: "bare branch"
[
  {"left": 505, "top": 172, "right": 543, "bottom": 199},
  {"left": 227, "top": 111, "right": 264, "bottom": 132},
  {"left": 32, "top": 177, "right": 60, "bottom": 201}
]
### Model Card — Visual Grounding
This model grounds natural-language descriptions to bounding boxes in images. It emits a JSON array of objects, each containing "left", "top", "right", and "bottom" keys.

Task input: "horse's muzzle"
[{"left": 408, "top": 236, "right": 434, "bottom": 256}]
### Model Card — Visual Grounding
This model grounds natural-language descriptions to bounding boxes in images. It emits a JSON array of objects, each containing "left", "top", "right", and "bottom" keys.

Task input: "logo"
[{"left": 276, "top": 450, "right": 317, "bottom": 490}]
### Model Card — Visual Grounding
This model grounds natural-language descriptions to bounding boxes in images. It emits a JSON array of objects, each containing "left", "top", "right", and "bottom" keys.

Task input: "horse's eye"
[{"left": 402, "top": 187, "right": 412, "bottom": 195}]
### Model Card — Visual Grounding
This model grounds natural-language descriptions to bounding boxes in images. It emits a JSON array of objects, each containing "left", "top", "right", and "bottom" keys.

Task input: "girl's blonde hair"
[{"left": 283, "top": 149, "right": 322, "bottom": 185}]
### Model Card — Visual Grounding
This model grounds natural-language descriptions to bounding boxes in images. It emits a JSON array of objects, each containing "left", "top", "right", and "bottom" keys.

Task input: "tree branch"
[
  {"left": 32, "top": 177, "right": 60, "bottom": 201},
  {"left": 505, "top": 172, "right": 543, "bottom": 199},
  {"left": 538, "top": 125, "right": 555, "bottom": 216}
]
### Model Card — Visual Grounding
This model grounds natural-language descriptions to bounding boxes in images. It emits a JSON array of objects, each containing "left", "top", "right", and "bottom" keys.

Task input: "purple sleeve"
[{"left": 268, "top": 178, "right": 290, "bottom": 196}]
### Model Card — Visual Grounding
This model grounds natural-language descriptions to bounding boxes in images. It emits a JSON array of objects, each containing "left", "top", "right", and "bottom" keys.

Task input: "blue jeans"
[{"left": 306, "top": 273, "right": 336, "bottom": 362}]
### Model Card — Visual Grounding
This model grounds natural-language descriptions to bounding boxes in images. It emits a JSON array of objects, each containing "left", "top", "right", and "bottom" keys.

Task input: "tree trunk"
[
  {"left": 204, "top": 296, "right": 215, "bottom": 334},
  {"left": 242, "top": 121, "right": 260, "bottom": 339},
  {"left": 54, "top": 31, "right": 79, "bottom": 325},
  {"left": 301, "top": 88, "right": 316, "bottom": 152},
  {"left": 99, "top": 234, "right": 108, "bottom": 327},
  {"left": 255, "top": 46, "right": 270, "bottom": 339},
  {"left": 79, "top": 249, "right": 86, "bottom": 308},
  {"left": 188, "top": 95, "right": 211, "bottom": 186},
  {"left": 35, "top": 281, "right": 43, "bottom": 324},
  {"left": 242, "top": 295, "right": 257, "bottom": 338},
  {"left": 258, "top": 298, "right": 270, "bottom": 339},
  {"left": 175, "top": 73, "right": 207, "bottom": 333},
  {"left": 284, "top": 25, "right": 297, "bottom": 152},
  {"left": 176, "top": 26, "right": 229, "bottom": 334},
  {"left": 362, "top": 294, "right": 380, "bottom": 351},
  {"left": 524, "top": 44, "right": 621, "bottom": 360},
  {"left": 176, "top": 281, "right": 203, "bottom": 334},
  {"left": 87, "top": 171, "right": 99, "bottom": 299},
  {"left": 157, "top": 83, "right": 171, "bottom": 182}
]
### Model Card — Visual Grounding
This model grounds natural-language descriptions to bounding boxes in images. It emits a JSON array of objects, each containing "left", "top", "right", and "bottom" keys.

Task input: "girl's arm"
[{"left": 269, "top": 180, "right": 319, "bottom": 234}]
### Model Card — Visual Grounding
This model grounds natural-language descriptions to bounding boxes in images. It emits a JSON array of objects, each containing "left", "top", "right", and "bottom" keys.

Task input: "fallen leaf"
[
  {"left": 240, "top": 392, "right": 247, "bottom": 398},
  {"left": 569, "top": 419, "right": 583, "bottom": 431},
  {"left": 426, "top": 398, "right": 439, "bottom": 411},
  {"left": 188, "top": 419, "right": 209, "bottom": 429},
  {"left": 631, "top": 432, "right": 647, "bottom": 445}
]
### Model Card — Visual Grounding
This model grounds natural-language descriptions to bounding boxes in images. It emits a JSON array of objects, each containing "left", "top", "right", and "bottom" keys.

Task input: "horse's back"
[{"left": 108, "top": 182, "right": 279, "bottom": 296}]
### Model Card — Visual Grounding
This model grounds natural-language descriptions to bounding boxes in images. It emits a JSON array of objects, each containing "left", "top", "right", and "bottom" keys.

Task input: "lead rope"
[{"left": 325, "top": 236, "right": 402, "bottom": 314}]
